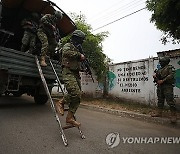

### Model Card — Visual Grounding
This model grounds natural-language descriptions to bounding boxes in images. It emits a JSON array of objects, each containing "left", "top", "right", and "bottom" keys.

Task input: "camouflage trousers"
[
  {"left": 37, "top": 29, "right": 57, "bottom": 57},
  {"left": 62, "top": 68, "right": 81, "bottom": 114},
  {"left": 157, "top": 84, "right": 176, "bottom": 111},
  {"left": 21, "top": 31, "right": 36, "bottom": 52}
]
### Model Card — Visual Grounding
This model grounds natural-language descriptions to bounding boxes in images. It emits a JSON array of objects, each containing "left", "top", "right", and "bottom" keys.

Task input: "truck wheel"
[
  {"left": 12, "top": 92, "right": 23, "bottom": 97},
  {"left": 4, "top": 91, "right": 10, "bottom": 96},
  {"left": 34, "top": 94, "right": 48, "bottom": 105}
]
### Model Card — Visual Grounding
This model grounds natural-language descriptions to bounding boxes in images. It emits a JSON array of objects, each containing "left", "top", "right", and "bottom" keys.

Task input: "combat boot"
[
  {"left": 170, "top": 110, "right": 177, "bottom": 123},
  {"left": 55, "top": 99, "right": 65, "bottom": 116},
  {"left": 66, "top": 111, "right": 81, "bottom": 127},
  {"left": 151, "top": 109, "right": 162, "bottom": 117},
  {"left": 40, "top": 56, "right": 47, "bottom": 67}
]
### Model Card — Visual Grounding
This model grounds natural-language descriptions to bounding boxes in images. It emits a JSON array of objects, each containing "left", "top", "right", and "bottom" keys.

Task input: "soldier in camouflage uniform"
[
  {"left": 37, "top": 11, "right": 63, "bottom": 66},
  {"left": 21, "top": 12, "right": 39, "bottom": 53},
  {"left": 56, "top": 30, "right": 86, "bottom": 127},
  {"left": 152, "top": 57, "right": 177, "bottom": 123}
]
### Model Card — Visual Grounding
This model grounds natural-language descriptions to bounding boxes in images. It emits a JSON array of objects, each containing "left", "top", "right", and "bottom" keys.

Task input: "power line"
[
  {"left": 89, "top": 0, "right": 145, "bottom": 24},
  {"left": 93, "top": 7, "right": 146, "bottom": 31},
  {"left": 88, "top": 0, "right": 127, "bottom": 21},
  {"left": 91, "top": 1, "right": 146, "bottom": 27}
]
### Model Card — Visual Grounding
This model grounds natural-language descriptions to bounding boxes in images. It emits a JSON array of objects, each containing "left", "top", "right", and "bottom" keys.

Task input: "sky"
[{"left": 52, "top": 0, "right": 180, "bottom": 63}]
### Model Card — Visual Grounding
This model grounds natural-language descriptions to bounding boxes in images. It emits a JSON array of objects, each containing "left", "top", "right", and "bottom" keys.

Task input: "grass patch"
[
  {"left": 81, "top": 97, "right": 153, "bottom": 114},
  {"left": 81, "top": 97, "right": 179, "bottom": 119}
]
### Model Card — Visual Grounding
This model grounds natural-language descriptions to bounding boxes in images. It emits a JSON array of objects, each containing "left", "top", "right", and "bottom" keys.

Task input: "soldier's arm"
[
  {"left": 41, "top": 15, "right": 53, "bottom": 28},
  {"left": 21, "top": 19, "right": 31, "bottom": 26},
  {"left": 162, "top": 66, "right": 175, "bottom": 82}
]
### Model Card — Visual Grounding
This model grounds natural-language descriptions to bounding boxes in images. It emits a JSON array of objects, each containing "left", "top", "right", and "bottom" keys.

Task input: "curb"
[{"left": 80, "top": 104, "right": 180, "bottom": 129}]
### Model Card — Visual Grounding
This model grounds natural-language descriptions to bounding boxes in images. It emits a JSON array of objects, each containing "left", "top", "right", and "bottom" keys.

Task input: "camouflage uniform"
[
  {"left": 55, "top": 30, "right": 85, "bottom": 127},
  {"left": 21, "top": 17, "right": 38, "bottom": 53},
  {"left": 156, "top": 64, "right": 176, "bottom": 111},
  {"left": 37, "top": 14, "right": 58, "bottom": 58},
  {"left": 152, "top": 57, "right": 177, "bottom": 123},
  {"left": 62, "top": 42, "right": 82, "bottom": 114}
]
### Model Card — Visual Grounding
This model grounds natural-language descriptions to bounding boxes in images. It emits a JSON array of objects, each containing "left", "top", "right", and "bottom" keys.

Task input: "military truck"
[{"left": 0, "top": 0, "right": 76, "bottom": 104}]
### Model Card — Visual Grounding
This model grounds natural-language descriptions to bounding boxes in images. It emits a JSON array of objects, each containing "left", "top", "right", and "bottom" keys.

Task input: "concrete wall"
[
  {"left": 80, "top": 56, "right": 180, "bottom": 106},
  {"left": 108, "top": 58, "right": 156, "bottom": 105},
  {"left": 80, "top": 72, "right": 103, "bottom": 98}
]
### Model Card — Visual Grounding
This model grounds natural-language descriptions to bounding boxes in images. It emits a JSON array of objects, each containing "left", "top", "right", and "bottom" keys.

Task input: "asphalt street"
[{"left": 0, "top": 95, "right": 180, "bottom": 154}]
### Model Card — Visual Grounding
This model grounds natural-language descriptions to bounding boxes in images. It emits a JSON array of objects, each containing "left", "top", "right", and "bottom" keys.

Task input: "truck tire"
[
  {"left": 12, "top": 91, "right": 23, "bottom": 97},
  {"left": 34, "top": 94, "right": 48, "bottom": 105}
]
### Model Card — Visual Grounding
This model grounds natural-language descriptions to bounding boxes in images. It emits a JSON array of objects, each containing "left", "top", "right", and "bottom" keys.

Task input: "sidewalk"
[{"left": 80, "top": 101, "right": 180, "bottom": 129}]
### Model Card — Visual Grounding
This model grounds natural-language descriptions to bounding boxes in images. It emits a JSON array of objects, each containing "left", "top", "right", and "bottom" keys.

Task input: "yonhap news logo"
[
  {"left": 106, "top": 132, "right": 120, "bottom": 148},
  {"left": 106, "top": 132, "right": 180, "bottom": 148}
]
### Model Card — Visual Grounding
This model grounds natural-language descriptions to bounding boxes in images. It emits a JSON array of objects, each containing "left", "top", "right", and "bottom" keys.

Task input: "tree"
[
  {"left": 146, "top": 0, "right": 180, "bottom": 44},
  {"left": 61, "top": 13, "right": 110, "bottom": 81}
]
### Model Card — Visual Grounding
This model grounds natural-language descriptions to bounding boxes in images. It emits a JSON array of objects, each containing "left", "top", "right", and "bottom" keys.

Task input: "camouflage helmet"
[
  {"left": 159, "top": 57, "right": 170, "bottom": 63},
  {"left": 72, "top": 30, "right": 85, "bottom": 39},
  {"left": 54, "top": 11, "right": 63, "bottom": 20},
  {"left": 159, "top": 56, "right": 170, "bottom": 66}
]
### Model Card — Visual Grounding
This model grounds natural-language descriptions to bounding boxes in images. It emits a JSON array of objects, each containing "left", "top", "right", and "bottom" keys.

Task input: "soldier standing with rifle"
[
  {"left": 55, "top": 30, "right": 86, "bottom": 127},
  {"left": 151, "top": 57, "right": 177, "bottom": 123}
]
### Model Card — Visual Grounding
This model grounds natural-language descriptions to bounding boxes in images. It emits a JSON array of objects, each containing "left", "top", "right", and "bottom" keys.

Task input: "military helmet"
[
  {"left": 72, "top": 30, "right": 85, "bottom": 39},
  {"left": 54, "top": 11, "right": 63, "bottom": 20},
  {"left": 159, "top": 56, "right": 170, "bottom": 67},
  {"left": 159, "top": 57, "right": 170, "bottom": 63}
]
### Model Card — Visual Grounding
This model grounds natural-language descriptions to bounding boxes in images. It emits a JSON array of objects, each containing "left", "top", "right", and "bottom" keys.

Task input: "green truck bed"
[{"left": 0, "top": 46, "right": 61, "bottom": 80}]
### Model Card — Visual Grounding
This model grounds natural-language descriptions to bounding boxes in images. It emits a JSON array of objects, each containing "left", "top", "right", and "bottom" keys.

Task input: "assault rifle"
[
  {"left": 77, "top": 45, "right": 94, "bottom": 83},
  {"left": 153, "top": 69, "right": 161, "bottom": 85}
]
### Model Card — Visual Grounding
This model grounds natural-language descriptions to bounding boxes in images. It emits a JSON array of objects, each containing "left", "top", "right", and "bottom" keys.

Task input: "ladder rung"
[
  {"left": 64, "top": 108, "right": 69, "bottom": 111},
  {"left": 62, "top": 125, "right": 75, "bottom": 130}
]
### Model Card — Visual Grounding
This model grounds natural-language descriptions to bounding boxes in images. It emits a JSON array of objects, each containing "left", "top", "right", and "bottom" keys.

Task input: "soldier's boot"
[
  {"left": 55, "top": 99, "right": 65, "bottom": 116},
  {"left": 170, "top": 110, "right": 177, "bottom": 123},
  {"left": 40, "top": 56, "right": 47, "bottom": 67},
  {"left": 151, "top": 109, "right": 162, "bottom": 117},
  {"left": 66, "top": 111, "right": 81, "bottom": 127}
]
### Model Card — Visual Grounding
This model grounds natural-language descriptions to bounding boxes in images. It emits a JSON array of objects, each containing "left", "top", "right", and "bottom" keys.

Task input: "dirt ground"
[
  {"left": 81, "top": 97, "right": 180, "bottom": 119},
  {"left": 52, "top": 94, "right": 180, "bottom": 120}
]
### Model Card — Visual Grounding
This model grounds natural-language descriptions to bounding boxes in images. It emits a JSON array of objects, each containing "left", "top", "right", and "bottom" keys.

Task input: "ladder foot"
[
  {"left": 81, "top": 134, "right": 86, "bottom": 139},
  {"left": 62, "top": 134, "right": 68, "bottom": 146}
]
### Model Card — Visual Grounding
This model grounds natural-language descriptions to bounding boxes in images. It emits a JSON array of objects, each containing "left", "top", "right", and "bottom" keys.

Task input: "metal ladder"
[{"left": 35, "top": 56, "right": 85, "bottom": 146}]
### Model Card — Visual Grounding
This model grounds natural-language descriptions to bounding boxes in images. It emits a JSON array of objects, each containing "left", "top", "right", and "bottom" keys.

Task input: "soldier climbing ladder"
[{"left": 35, "top": 56, "right": 85, "bottom": 146}]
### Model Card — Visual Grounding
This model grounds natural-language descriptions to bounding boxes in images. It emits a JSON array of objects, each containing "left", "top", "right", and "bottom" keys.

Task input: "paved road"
[{"left": 0, "top": 95, "right": 180, "bottom": 154}]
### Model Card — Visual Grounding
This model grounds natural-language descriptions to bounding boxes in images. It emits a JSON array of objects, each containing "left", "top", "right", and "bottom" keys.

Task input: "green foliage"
[
  {"left": 61, "top": 13, "right": 110, "bottom": 81},
  {"left": 146, "top": 0, "right": 180, "bottom": 44}
]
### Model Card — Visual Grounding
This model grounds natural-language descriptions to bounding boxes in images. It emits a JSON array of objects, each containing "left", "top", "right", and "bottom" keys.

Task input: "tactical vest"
[
  {"left": 158, "top": 65, "right": 175, "bottom": 84},
  {"left": 22, "top": 19, "right": 38, "bottom": 33},
  {"left": 39, "top": 14, "right": 55, "bottom": 37},
  {"left": 62, "top": 43, "right": 81, "bottom": 70}
]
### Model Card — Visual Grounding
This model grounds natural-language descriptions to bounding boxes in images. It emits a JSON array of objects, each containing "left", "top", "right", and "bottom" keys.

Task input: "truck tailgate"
[{"left": 0, "top": 46, "right": 61, "bottom": 80}]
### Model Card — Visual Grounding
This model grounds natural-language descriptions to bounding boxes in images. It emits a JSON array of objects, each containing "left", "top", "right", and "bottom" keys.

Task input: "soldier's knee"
[
  {"left": 167, "top": 100, "right": 175, "bottom": 106},
  {"left": 71, "top": 91, "right": 81, "bottom": 102}
]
